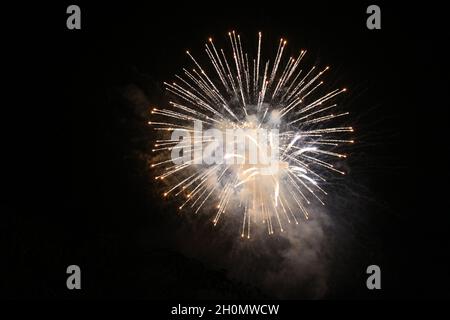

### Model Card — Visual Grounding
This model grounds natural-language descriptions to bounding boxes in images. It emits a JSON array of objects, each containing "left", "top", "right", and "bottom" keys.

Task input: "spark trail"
[{"left": 149, "top": 31, "right": 354, "bottom": 238}]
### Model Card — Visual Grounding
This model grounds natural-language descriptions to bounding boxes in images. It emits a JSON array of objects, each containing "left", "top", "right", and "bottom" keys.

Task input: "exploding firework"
[{"left": 149, "top": 31, "right": 354, "bottom": 238}]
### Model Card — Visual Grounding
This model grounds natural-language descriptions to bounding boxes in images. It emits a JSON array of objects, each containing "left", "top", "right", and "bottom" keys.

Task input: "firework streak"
[{"left": 149, "top": 32, "right": 354, "bottom": 238}]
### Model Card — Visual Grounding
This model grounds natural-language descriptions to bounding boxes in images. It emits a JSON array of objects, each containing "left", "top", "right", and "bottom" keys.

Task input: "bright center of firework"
[{"left": 149, "top": 31, "right": 354, "bottom": 238}]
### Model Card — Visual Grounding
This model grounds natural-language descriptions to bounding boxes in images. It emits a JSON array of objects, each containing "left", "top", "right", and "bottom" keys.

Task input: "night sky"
[{"left": 3, "top": 1, "right": 449, "bottom": 301}]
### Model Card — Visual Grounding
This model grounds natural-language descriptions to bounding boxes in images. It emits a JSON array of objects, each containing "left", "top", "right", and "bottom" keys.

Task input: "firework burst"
[{"left": 149, "top": 31, "right": 354, "bottom": 238}]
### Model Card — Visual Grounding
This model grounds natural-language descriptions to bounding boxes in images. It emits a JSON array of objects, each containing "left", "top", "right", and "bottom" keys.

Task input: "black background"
[{"left": 2, "top": 1, "right": 449, "bottom": 301}]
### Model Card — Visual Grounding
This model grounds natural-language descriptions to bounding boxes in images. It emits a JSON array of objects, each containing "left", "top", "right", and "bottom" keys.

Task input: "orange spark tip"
[
  {"left": 208, "top": 37, "right": 212, "bottom": 42},
  {"left": 163, "top": 193, "right": 168, "bottom": 197},
  {"left": 343, "top": 88, "right": 347, "bottom": 92}
]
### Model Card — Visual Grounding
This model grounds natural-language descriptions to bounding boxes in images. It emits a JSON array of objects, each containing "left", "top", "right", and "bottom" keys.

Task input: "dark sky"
[{"left": 3, "top": 1, "right": 449, "bottom": 300}]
